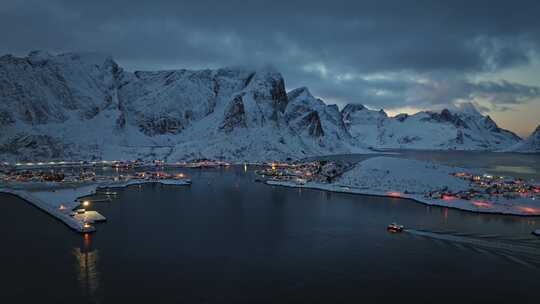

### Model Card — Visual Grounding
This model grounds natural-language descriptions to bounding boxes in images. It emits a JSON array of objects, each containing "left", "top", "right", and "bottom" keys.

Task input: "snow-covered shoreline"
[
  {"left": 0, "top": 178, "right": 191, "bottom": 232},
  {"left": 265, "top": 157, "right": 540, "bottom": 216}
]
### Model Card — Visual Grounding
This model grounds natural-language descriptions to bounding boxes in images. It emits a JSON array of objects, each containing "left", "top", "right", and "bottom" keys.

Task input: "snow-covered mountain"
[
  {"left": 0, "top": 51, "right": 363, "bottom": 162},
  {"left": 505, "top": 125, "right": 540, "bottom": 153},
  {"left": 342, "top": 102, "right": 521, "bottom": 150},
  {"left": 0, "top": 51, "right": 524, "bottom": 161}
]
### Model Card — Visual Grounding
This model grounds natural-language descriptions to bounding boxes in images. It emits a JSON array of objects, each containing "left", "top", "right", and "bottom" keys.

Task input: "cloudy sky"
[{"left": 2, "top": 0, "right": 539, "bottom": 136}]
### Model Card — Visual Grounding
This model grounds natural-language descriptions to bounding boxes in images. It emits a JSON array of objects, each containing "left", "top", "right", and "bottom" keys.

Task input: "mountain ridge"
[{"left": 0, "top": 51, "right": 526, "bottom": 161}]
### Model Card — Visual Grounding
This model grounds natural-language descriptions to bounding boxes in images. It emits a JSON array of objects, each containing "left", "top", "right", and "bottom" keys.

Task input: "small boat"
[
  {"left": 387, "top": 223, "right": 404, "bottom": 233},
  {"left": 76, "top": 208, "right": 86, "bottom": 214},
  {"left": 533, "top": 229, "right": 540, "bottom": 237}
]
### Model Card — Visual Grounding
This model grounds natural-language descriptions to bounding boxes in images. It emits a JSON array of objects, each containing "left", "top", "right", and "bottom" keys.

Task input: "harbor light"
[
  {"left": 82, "top": 200, "right": 90, "bottom": 207},
  {"left": 472, "top": 200, "right": 492, "bottom": 208},
  {"left": 442, "top": 194, "right": 455, "bottom": 201},
  {"left": 58, "top": 204, "right": 66, "bottom": 210},
  {"left": 387, "top": 191, "right": 401, "bottom": 197},
  {"left": 516, "top": 206, "right": 540, "bottom": 214}
]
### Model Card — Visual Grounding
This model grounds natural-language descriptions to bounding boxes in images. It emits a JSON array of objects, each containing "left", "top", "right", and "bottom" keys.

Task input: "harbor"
[
  {"left": 0, "top": 163, "right": 192, "bottom": 233},
  {"left": 1, "top": 162, "right": 539, "bottom": 302}
]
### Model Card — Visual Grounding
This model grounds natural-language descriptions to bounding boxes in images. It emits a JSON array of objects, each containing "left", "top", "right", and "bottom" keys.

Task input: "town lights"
[
  {"left": 472, "top": 200, "right": 492, "bottom": 208},
  {"left": 82, "top": 200, "right": 90, "bottom": 207},
  {"left": 516, "top": 206, "right": 540, "bottom": 214}
]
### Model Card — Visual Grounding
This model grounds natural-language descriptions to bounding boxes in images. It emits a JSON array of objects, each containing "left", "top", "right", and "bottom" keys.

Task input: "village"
[
  {"left": 0, "top": 166, "right": 191, "bottom": 185},
  {"left": 255, "top": 160, "right": 350, "bottom": 184},
  {"left": 0, "top": 160, "right": 195, "bottom": 233},
  {"left": 426, "top": 172, "right": 540, "bottom": 204}
]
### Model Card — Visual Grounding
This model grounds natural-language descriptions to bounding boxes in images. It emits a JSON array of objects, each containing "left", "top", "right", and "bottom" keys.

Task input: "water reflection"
[{"left": 73, "top": 233, "right": 100, "bottom": 297}]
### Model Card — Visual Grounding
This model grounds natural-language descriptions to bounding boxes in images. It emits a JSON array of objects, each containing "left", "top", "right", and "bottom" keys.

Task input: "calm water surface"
[{"left": 1, "top": 154, "right": 540, "bottom": 303}]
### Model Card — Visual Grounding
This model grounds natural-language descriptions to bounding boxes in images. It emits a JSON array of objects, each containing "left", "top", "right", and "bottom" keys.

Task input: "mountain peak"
[
  {"left": 341, "top": 103, "right": 366, "bottom": 114},
  {"left": 506, "top": 124, "right": 540, "bottom": 153},
  {"left": 455, "top": 101, "right": 482, "bottom": 117},
  {"left": 27, "top": 50, "right": 116, "bottom": 67},
  {"left": 28, "top": 50, "right": 53, "bottom": 60},
  {"left": 287, "top": 87, "right": 314, "bottom": 101}
]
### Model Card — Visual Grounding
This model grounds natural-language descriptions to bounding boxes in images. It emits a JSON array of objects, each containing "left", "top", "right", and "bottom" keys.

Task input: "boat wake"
[{"left": 405, "top": 229, "right": 540, "bottom": 269}]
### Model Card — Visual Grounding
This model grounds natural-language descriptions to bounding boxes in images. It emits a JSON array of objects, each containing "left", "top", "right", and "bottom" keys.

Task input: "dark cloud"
[{"left": 2, "top": 0, "right": 540, "bottom": 111}]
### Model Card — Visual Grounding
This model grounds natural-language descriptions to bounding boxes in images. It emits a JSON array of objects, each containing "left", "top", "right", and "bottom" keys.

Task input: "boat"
[
  {"left": 533, "top": 229, "right": 540, "bottom": 237},
  {"left": 387, "top": 223, "right": 404, "bottom": 233}
]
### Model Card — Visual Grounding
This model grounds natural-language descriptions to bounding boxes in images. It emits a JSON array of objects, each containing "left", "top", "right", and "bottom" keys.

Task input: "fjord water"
[{"left": 1, "top": 154, "right": 540, "bottom": 303}]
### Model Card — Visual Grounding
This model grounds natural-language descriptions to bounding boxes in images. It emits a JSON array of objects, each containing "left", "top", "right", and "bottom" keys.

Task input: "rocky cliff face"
[
  {"left": 0, "top": 51, "right": 363, "bottom": 161},
  {"left": 285, "top": 87, "right": 354, "bottom": 152},
  {"left": 0, "top": 51, "right": 525, "bottom": 161}
]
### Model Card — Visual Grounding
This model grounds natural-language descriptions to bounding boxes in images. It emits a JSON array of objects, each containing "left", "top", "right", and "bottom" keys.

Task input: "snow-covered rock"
[
  {"left": 285, "top": 87, "right": 354, "bottom": 152},
  {"left": 0, "top": 51, "right": 366, "bottom": 162},
  {"left": 0, "top": 50, "right": 524, "bottom": 161},
  {"left": 505, "top": 125, "right": 540, "bottom": 153},
  {"left": 342, "top": 102, "right": 521, "bottom": 150}
]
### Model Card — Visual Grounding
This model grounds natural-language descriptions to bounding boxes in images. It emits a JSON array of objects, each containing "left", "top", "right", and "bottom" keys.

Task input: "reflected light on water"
[{"left": 73, "top": 233, "right": 100, "bottom": 297}]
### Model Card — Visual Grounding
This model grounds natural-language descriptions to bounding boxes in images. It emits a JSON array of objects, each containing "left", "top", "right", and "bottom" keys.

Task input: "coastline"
[
  {"left": 266, "top": 180, "right": 540, "bottom": 217},
  {"left": 0, "top": 178, "right": 191, "bottom": 233}
]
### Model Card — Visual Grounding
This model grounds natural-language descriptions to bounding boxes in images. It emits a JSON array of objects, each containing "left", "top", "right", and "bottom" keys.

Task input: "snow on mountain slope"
[
  {"left": 285, "top": 87, "right": 355, "bottom": 153},
  {"left": 0, "top": 51, "right": 524, "bottom": 161},
  {"left": 0, "top": 51, "right": 366, "bottom": 162},
  {"left": 505, "top": 125, "right": 540, "bottom": 153},
  {"left": 343, "top": 102, "right": 521, "bottom": 150},
  {"left": 342, "top": 104, "right": 387, "bottom": 146}
]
